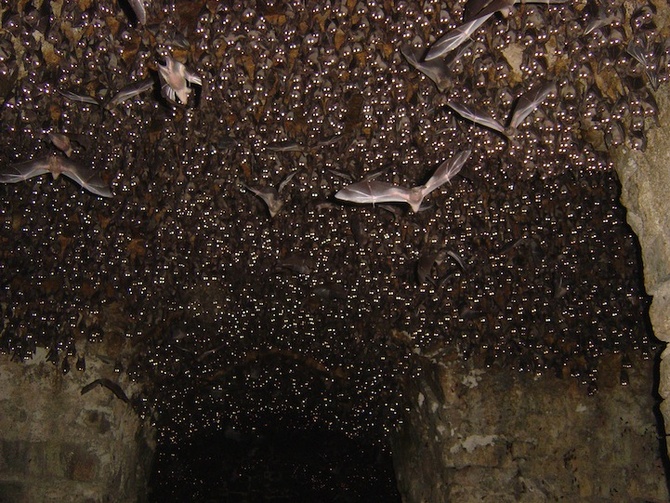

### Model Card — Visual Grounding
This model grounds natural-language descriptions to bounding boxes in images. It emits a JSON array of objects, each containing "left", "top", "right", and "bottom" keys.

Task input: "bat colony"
[{"left": 0, "top": 0, "right": 559, "bottom": 206}]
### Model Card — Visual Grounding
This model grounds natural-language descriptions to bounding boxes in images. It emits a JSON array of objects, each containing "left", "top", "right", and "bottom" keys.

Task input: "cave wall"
[
  {"left": 390, "top": 355, "right": 667, "bottom": 503},
  {"left": 0, "top": 348, "right": 154, "bottom": 503},
  {"left": 613, "top": 83, "right": 670, "bottom": 464}
]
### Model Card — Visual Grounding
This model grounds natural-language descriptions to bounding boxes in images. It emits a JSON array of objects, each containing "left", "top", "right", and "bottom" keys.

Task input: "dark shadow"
[{"left": 148, "top": 423, "right": 401, "bottom": 503}]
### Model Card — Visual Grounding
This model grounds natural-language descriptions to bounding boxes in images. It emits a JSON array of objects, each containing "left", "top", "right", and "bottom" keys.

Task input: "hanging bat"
[
  {"left": 447, "top": 81, "right": 556, "bottom": 138},
  {"left": 241, "top": 171, "right": 297, "bottom": 217},
  {"left": 0, "top": 154, "right": 113, "bottom": 198},
  {"left": 81, "top": 378, "right": 129, "bottom": 403},
  {"left": 157, "top": 56, "right": 202, "bottom": 105},
  {"left": 335, "top": 149, "right": 470, "bottom": 213}
]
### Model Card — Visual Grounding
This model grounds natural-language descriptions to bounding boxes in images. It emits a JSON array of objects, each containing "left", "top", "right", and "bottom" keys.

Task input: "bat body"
[
  {"left": 335, "top": 149, "right": 470, "bottom": 213},
  {"left": 447, "top": 81, "right": 556, "bottom": 138},
  {"left": 157, "top": 56, "right": 202, "bottom": 105},
  {"left": 0, "top": 154, "right": 113, "bottom": 198},
  {"left": 48, "top": 133, "right": 73, "bottom": 157}
]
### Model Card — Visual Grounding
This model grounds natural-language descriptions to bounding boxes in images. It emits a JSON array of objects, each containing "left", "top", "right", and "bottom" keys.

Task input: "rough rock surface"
[
  {"left": 0, "top": 349, "right": 154, "bottom": 503},
  {"left": 391, "top": 355, "right": 668, "bottom": 502}
]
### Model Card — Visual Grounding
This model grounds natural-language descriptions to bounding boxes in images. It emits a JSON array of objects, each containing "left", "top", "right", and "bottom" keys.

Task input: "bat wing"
[
  {"left": 107, "top": 78, "right": 154, "bottom": 107},
  {"left": 127, "top": 0, "right": 146, "bottom": 24},
  {"left": 509, "top": 81, "right": 556, "bottom": 131},
  {"left": 335, "top": 180, "right": 413, "bottom": 206},
  {"left": 0, "top": 158, "right": 51, "bottom": 183},
  {"left": 447, "top": 101, "right": 506, "bottom": 135},
  {"left": 401, "top": 46, "right": 450, "bottom": 92},
  {"left": 59, "top": 159, "right": 113, "bottom": 198},
  {"left": 425, "top": 14, "right": 493, "bottom": 61},
  {"left": 58, "top": 89, "right": 101, "bottom": 106},
  {"left": 465, "top": 0, "right": 515, "bottom": 21},
  {"left": 422, "top": 149, "right": 471, "bottom": 196},
  {"left": 278, "top": 170, "right": 297, "bottom": 193}
]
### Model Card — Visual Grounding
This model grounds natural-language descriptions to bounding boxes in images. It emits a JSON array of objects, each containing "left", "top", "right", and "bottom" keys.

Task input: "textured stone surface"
[
  {"left": 391, "top": 355, "right": 668, "bottom": 502},
  {"left": 0, "top": 348, "right": 154, "bottom": 503},
  {"left": 613, "top": 82, "right": 670, "bottom": 478}
]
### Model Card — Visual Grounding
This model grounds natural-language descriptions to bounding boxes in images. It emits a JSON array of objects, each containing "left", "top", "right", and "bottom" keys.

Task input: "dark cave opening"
[{"left": 148, "top": 425, "right": 401, "bottom": 503}]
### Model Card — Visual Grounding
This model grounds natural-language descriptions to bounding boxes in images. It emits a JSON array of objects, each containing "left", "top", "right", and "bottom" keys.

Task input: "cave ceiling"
[{"left": 0, "top": 0, "right": 666, "bottom": 443}]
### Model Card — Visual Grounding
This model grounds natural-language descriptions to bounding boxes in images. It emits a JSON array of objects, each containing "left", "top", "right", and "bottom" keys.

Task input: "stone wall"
[
  {"left": 391, "top": 354, "right": 668, "bottom": 503},
  {"left": 0, "top": 348, "right": 154, "bottom": 503},
  {"left": 613, "top": 83, "right": 670, "bottom": 466}
]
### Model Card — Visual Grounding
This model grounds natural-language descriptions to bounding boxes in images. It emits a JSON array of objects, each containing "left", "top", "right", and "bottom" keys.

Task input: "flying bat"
[
  {"left": 447, "top": 81, "right": 556, "bottom": 138},
  {"left": 241, "top": 171, "right": 297, "bottom": 217},
  {"left": 157, "top": 56, "right": 202, "bottom": 105},
  {"left": 81, "top": 378, "right": 129, "bottom": 403},
  {"left": 335, "top": 149, "right": 470, "bottom": 213},
  {"left": 0, "top": 154, "right": 113, "bottom": 198},
  {"left": 426, "top": 0, "right": 569, "bottom": 60}
]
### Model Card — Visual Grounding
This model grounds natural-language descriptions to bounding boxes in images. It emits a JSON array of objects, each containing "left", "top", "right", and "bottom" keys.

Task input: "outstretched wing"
[
  {"left": 127, "top": 0, "right": 146, "bottom": 24},
  {"left": 425, "top": 14, "right": 493, "bottom": 61},
  {"left": 422, "top": 149, "right": 471, "bottom": 196},
  {"left": 107, "top": 78, "right": 154, "bottom": 107},
  {"left": 0, "top": 158, "right": 51, "bottom": 183},
  {"left": 335, "top": 180, "right": 413, "bottom": 206},
  {"left": 508, "top": 81, "right": 556, "bottom": 131},
  {"left": 447, "top": 101, "right": 506, "bottom": 135},
  {"left": 59, "top": 158, "right": 113, "bottom": 198}
]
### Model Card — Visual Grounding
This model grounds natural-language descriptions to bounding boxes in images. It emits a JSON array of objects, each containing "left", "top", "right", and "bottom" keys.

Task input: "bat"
[
  {"left": 81, "top": 378, "right": 129, "bottom": 403},
  {"left": 0, "top": 154, "right": 113, "bottom": 198},
  {"left": 241, "top": 171, "right": 297, "bottom": 217},
  {"left": 401, "top": 45, "right": 452, "bottom": 92},
  {"left": 447, "top": 81, "right": 556, "bottom": 138},
  {"left": 427, "top": 0, "right": 568, "bottom": 60},
  {"left": 157, "top": 56, "right": 202, "bottom": 105},
  {"left": 107, "top": 77, "right": 154, "bottom": 107},
  {"left": 335, "top": 149, "right": 470, "bottom": 213}
]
